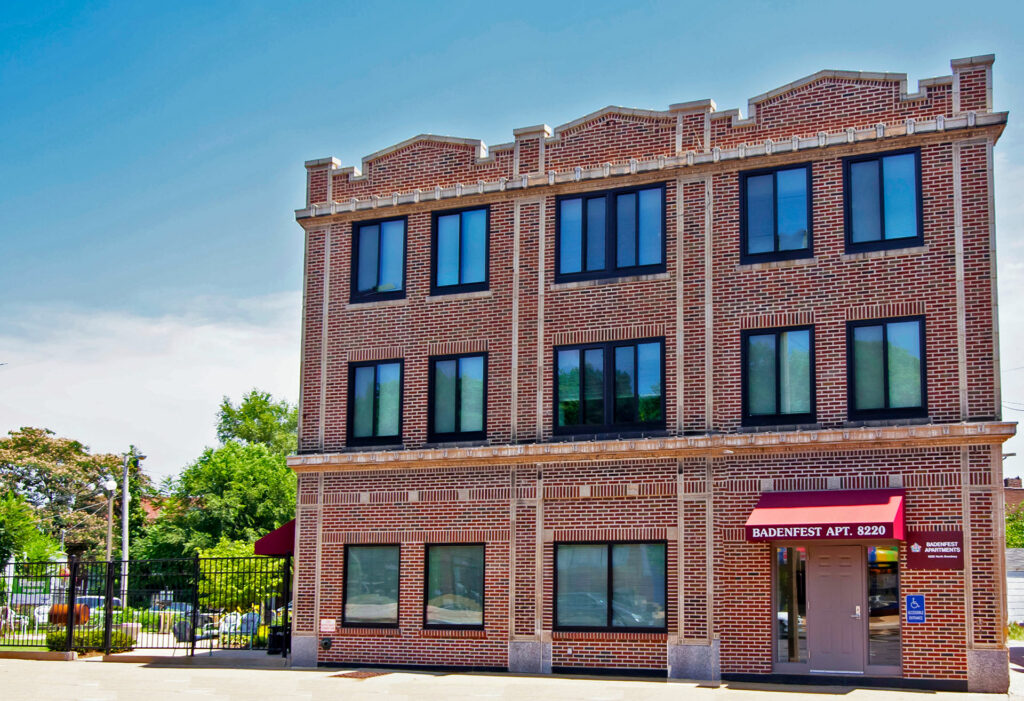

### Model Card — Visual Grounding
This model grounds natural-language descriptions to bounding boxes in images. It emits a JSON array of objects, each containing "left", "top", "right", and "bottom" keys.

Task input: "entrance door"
[{"left": 807, "top": 546, "right": 865, "bottom": 673}]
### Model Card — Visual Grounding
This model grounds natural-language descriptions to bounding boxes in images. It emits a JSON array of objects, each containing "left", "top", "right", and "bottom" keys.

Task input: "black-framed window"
[
  {"left": 347, "top": 359, "right": 403, "bottom": 445},
  {"left": 343, "top": 544, "right": 400, "bottom": 626},
  {"left": 432, "top": 206, "right": 488, "bottom": 294},
  {"left": 351, "top": 217, "right": 406, "bottom": 302},
  {"left": 423, "top": 543, "right": 484, "bottom": 628},
  {"left": 847, "top": 317, "right": 926, "bottom": 419},
  {"left": 742, "top": 326, "right": 815, "bottom": 426},
  {"left": 844, "top": 149, "right": 922, "bottom": 252},
  {"left": 428, "top": 353, "right": 486, "bottom": 441},
  {"left": 554, "top": 542, "right": 666, "bottom": 631},
  {"left": 554, "top": 338, "right": 664, "bottom": 435},
  {"left": 740, "top": 164, "right": 812, "bottom": 262},
  {"left": 556, "top": 183, "right": 666, "bottom": 282}
]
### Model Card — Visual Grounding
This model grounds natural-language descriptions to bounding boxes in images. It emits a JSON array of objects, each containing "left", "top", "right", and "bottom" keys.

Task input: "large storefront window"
[
  {"left": 343, "top": 545, "right": 400, "bottom": 626},
  {"left": 555, "top": 542, "right": 666, "bottom": 631},
  {"left": 774, "top": 546, "right": 807, "bottom": 663},
  {"left": 424, "top": 544, "right": 485, "bottom": 628},
  {"left": 867, "top": 546, "right": 900, "bottom": 666}
]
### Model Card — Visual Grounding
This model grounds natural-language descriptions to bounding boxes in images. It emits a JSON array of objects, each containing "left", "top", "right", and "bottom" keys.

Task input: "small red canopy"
[
  {"left": 745, "top": 489, "right": 904, "bottom": 542},
  {"left": 254, "top": 519, "right": 295, "bottom": 556}
]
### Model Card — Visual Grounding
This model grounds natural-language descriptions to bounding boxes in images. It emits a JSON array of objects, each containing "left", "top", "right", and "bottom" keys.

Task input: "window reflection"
[
  {"left": 775, "top": 546, "right": 807, "bottom": 663},
  {"left": 867, "top": 546, "right": 900, "bottom": 666}
]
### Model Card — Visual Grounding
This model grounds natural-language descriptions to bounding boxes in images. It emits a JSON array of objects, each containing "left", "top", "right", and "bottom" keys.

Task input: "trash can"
[{"left": 267, "top": 625, "right": 287, "bottom": 655}]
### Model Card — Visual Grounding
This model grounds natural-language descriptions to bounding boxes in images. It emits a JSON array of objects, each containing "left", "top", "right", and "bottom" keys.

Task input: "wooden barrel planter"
[{"left": 48, "top": 604, "right": 90, "bottom": 626}]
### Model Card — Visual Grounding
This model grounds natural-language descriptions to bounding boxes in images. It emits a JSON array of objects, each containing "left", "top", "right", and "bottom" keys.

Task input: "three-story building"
[{"left": 287, "top": 55, "right": 1012, "bottom": 692}]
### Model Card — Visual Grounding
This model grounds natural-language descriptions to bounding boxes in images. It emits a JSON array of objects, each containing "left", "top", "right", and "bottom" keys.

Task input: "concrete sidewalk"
[{"left": 0, "top": 659, "right": 1013, "bottom": 701}]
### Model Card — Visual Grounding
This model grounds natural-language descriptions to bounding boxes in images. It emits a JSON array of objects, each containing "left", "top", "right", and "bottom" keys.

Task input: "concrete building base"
[
  {"left": 508, "top": 641, "right": 552, "bottom": 674},
  {"left": 667, "top": 640, "right": 720, "bottom": 682},
  {"left": 967, "top": 648, "right": 1009, "bottom": 693},
  {"left": 290, "top": 635, "right": 319, "bottom": 668}
]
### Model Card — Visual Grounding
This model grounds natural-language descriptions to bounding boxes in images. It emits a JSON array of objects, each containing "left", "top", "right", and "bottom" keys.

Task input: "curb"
[{"left": 0, "top": 651, "right": 78, "bottom": 661}]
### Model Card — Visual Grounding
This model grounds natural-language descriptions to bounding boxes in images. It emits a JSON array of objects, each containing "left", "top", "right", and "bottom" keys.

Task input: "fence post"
[
  {"left": 64, "top": 557, "right": 78, "bottom": 653},
  {"left": 282, "top": 555, "right": 291, "bottom": 659},
  {"left": 190, "top": 553, "right": 200, "bottom": 656},
  {"left": 103, "top": 559, "right": 116, "bottom": 655}
]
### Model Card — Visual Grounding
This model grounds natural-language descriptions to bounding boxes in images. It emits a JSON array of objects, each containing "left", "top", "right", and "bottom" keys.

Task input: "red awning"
[
  {"left": 254, "top": 519, "right": 295, "bottom": 556},
  {"left": 745, "top": 489, "right": 904, "bottom": 542}
]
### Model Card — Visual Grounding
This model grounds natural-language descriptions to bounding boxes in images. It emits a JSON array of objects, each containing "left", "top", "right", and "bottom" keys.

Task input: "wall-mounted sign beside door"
[
  {"left": 906, "top": 530, "right": 964, "bottom": 569},
  {"left": 905, "top": 595, "right": 926, "bottom": 623}
]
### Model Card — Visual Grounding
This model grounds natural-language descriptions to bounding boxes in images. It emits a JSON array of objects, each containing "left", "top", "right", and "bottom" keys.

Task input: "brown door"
[{"left": 807, "top": 545, "right": 865, "bottom": 673}]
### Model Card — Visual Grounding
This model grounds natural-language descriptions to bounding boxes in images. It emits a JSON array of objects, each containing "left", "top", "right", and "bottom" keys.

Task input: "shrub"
[
  {"left": 45, "top": 629, "right": 135, "bottom": 654},
  {"left": 1009, "top": 622, "right": 1024, "bottom": 641}
]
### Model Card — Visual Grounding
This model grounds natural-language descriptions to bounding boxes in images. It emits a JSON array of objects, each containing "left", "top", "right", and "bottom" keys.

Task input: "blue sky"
[{"left": 1, "top": 1, "right": 1022, "bottom": 478}]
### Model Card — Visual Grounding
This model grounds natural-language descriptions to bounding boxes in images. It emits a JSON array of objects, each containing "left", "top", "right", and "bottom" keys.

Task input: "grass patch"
[{"left": 0, "top": 645, "right": 47, "bottom": 651}]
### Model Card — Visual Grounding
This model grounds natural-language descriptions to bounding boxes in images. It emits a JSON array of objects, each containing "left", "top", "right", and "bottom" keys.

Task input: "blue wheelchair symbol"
[{"left": 906, "top": 595, "right": 926, "bottom": 623}]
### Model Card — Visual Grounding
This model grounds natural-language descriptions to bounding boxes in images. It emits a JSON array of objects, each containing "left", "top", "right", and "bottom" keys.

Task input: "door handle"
[{"left": 850, "top": 605, "right": 861, "bottom": 620}]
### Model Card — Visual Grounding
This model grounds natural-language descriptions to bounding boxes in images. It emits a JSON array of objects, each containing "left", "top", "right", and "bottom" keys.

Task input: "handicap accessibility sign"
[{"left": 906, "top": 595, "right": 926, "bottom": 623}]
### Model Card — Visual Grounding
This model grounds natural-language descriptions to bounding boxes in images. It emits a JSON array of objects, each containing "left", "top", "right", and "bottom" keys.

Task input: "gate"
[{"left": 0, "top": 556, "right": 291, "bottom": 656}]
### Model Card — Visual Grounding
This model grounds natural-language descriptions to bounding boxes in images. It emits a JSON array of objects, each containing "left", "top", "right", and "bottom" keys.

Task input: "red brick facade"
[{"left": 289, "top": 56, "right": 1012, "bottom": 692}]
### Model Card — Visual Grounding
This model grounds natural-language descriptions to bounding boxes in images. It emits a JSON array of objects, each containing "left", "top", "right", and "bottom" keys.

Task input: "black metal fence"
[{"left": 0, "top": 556, "right": 291, "bottom": 656}]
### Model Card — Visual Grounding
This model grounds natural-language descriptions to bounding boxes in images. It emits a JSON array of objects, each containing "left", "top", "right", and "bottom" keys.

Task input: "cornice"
[
  {"left": 287, "top": 421, "right": 1016, "bottom": 473},
  {"left": 294, "top": 114, "right": 1005, "bottom": 226}
]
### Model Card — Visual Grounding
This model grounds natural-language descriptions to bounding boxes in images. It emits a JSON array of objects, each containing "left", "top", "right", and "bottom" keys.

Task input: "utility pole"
[
  {"left": 121, "top": 454, "right": 130, "bottom": 603},
  {"left": 103, "top": 477, "right": 117, "bottom": 562},
  {"left": 120, "top": 449, "right": 146, "bottom": 606}
]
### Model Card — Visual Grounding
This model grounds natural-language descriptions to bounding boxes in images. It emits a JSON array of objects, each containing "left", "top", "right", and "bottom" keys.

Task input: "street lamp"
[{"left": 102, "top": 477, "right": 117, "bottom": 561}]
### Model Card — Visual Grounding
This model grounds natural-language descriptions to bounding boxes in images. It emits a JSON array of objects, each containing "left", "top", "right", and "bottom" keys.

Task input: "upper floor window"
[
  {"left": 343, "top": 544, "right": 400, "bottom": 627},
  {"left": 742, "top": 326, "right": 815, "bottom": 426},
  {"left": 554, "top": 338, "right": 664, "bottom": 435},
  {"left": 844, "top": 149, "right": 921, "bottom": 252},
  {"left": 556, "top": 184, "right": 665, "bottom": 281},
  {"left": 348, "top": 359, "right": 403, "bottom": 445},
  {"left": 432, "top": 207, "right": 488, "bottom": 294},
  {"left": 429, "top": 353, "right": 486, "bottom": 441},
  {"left": 741, "top": 164, "right": 812, "bottom": 263},
  {"left": 847, "top": 317, "right": 926, "bottom": 420},
  {"left": 351, "top": 217, "right": 406, "bottom": 302},
  {"left": 555, "top": 542, "right": 666, "bottom": 631}
]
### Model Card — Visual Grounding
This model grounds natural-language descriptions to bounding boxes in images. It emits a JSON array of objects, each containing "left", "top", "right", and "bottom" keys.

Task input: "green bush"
[
  {"left": 45, "top": 629, "right": 134, "bottom": 654},
  {"left": 112, "top": 608, "right": 162, "bottom": 632},
  {"left": 1009, "top": 622, "right": 1024, "bottom": 641}
]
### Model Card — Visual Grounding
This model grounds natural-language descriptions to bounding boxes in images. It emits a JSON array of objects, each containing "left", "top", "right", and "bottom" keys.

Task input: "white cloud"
[{"left": 0, "top": 293, "right": 300, "bottom": 481}]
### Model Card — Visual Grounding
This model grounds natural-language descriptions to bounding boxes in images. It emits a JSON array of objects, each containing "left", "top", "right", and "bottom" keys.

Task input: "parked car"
[
  {"left": 76, "top": 596, "right": 123, "bottom": 615},
  {"left": 148, "top": 602, "right": 193, "bottom": 616}
]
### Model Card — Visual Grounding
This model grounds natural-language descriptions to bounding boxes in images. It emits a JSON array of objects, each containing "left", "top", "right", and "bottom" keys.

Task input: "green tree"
[
  {"left": 135, "top": 442, "right": 295, "bottom": 558},
  {"left": 1008, "top": 504, "right": 1024, "bottom": 548},
  {"left": 217, "top": 390, "right": 298, "bottom": 455},
  {"left": 0, "top": 492, "right": 59, "bottom": 564},
  {"left": 197, "top": 538, "right": 283, "bottom": 611},
  {"left": 0, "top": 428, "right": 149, "bottom": 558}
]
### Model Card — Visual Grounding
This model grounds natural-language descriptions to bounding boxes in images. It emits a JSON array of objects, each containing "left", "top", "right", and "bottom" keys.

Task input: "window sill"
[
  {"left": 551, "top": 271, "right": 670, "bottom": 291},
  {"left": 739, "top": 423, "right": 821, "bottom": 433},
  {"left": 425, "top": 290, "right": 493, "bottom": 303},
  {"left": 336, "top": 626, "right": 401, "bottom": 637},
  {"left": 552, "top": 630, "right": 667, "bottom": 641},
  {"left": 346, "top": 298, "right": 410, "bottom": 310},
  {"left": 423, "top": 439, "right": 490, "bottom": 449},
  {"left": 841, "top": 244, "right": 928, "bottom": 262},
  {"left": 843, "top": 416, "right": 930, "bottom": 428},
  {"left": 736, "top": 257, "right": 816, "bottom": 272},
  {"left": 419, "top": 628, "right": 487, "bottom": 638}
]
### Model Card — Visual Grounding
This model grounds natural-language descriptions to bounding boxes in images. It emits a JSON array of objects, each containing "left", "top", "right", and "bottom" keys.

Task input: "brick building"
[{"left": 286, "top": 55, "right": 1012, "bottom": 692}]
